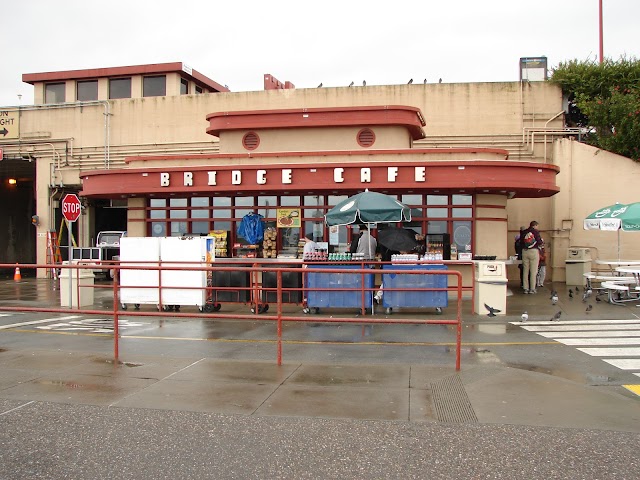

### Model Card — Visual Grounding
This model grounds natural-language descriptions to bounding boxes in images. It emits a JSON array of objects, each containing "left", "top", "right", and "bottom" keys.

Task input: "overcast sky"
[{"left": 2, "top": 0, "right": 639, "bottom": 106}]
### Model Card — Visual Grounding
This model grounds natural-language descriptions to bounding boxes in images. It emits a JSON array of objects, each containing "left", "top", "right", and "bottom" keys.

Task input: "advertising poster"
[{"left": 277, "top": 208, "right": 301, "bottom": 228}]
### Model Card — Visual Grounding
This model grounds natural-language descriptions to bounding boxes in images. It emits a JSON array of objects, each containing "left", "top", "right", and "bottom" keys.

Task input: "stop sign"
[{"left": 62, "top": 194, "right": 81, "bottom": 222}]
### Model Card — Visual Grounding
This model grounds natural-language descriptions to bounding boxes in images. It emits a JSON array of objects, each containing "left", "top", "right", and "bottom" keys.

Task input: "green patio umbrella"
[
  {"left": 324, "top": 190, "right": 412, "bottom": 227},
  {"left": 584, "top": 202, "right": 640, "bottom": 259}
]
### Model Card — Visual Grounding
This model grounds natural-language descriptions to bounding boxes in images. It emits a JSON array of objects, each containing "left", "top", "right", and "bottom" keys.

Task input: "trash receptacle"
[
  {"left": 565, "top": 248, "right": 592, "bottom": 286},
  {"left": 474, "top": 261, "right": 507, "bottom": 316},
  {"left": 59, "top": 263, "right": 95, "bottom": 307}
]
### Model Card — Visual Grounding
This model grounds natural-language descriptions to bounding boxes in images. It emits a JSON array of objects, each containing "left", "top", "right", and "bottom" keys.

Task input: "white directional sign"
[{"left": 0, "top": 110, "right": 20, "bottom": 140}]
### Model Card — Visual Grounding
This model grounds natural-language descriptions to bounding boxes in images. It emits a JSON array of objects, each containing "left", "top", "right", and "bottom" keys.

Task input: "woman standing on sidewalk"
[{"left": 521, "top": 220, "right": 544, "bottom": 294}]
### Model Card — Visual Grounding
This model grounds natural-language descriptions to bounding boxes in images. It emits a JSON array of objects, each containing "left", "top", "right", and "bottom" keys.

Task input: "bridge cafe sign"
[{"left": 158, "top": 165, "right": 428, "bottom": 189}]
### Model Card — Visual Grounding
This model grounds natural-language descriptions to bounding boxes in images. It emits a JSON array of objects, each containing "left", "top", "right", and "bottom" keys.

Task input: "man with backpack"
[{"left": 521, "top": 220, "right": 544, "bottom": 294}]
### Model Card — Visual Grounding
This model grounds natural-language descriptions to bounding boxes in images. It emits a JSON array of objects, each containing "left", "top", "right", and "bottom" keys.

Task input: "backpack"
[{"left": 522, "top": 231, "right": 537, "bottom": 249}]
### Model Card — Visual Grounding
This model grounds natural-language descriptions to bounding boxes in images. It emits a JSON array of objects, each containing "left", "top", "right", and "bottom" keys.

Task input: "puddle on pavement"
[
  {"left": 506, "top": 363, "right": 609, "bottom": 385},
  {"left": 91, "top": 357, "right": 143, "bottom": 368},
  {"left": 35, "top": 379, "right": 120, "bottom": 393}
]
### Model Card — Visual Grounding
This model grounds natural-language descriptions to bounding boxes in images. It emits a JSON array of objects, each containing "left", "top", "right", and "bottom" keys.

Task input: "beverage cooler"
[{"left": 426, "top": 234, "right": 451, "bottom": 260}]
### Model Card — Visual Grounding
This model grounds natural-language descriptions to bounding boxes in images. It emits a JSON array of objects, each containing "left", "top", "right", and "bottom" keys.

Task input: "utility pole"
[{"left": 599, "top": 0, "right": 604, "bottom": 64}]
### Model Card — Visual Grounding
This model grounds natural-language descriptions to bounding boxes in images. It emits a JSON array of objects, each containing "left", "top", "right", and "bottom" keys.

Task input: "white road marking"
[
  {"left": 521, "top": 324, "right": 640, "bottom": 332},
  {"left": 557, "top": 338, "right": 640, "bottom": 346},
  {"left": 511, "top": 320, "right": 640, "bottom": 326},
  {"left": 603, "top": 359, "right": 640, "bottom": 370},
  {"left": 35, "top": 318, "right": 149, "bottom": 333},
  {"left": 0, "top": 316, "right": 80, "bottom": 330},
  {"left": 577, "top": 347, "right": 640, "bottom": 357},
  {"left": 535, "top": 330, "right": 640, "bottom": 338}
]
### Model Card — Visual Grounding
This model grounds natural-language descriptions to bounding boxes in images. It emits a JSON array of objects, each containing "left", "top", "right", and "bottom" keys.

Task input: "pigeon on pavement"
[
  {"left": 568, "top": 290, "right": 573, "bottom": 299},
  {"left": 484, "top": 303, "right": 501, "bottom": 317},
  {"left": 550, "top": 311, "right": 562, "bottom": 321},
  {"left": 586, "top": 304, "right": 593, "bottom": 313},
  {"left": 521, "top": 311, "right": 529, "bottom": 322}
]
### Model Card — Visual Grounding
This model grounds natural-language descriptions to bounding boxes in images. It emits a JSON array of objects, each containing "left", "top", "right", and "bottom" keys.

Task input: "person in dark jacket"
[
  {"left": 514, "top": 226, "right": 525, "bottom": 289},
  {"left": 521, "top": 221, "right": 544, "bottom": 294}
]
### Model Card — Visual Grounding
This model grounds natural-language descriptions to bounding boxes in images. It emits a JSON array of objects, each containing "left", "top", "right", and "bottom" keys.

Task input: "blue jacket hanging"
[{"left": 237, "top": 213, "right": 264, "bottom": 244}]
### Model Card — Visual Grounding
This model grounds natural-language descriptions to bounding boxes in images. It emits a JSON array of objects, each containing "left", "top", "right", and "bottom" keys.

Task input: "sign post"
[{"left": 61, "top": 194, "right": 81, "bottom": 308}]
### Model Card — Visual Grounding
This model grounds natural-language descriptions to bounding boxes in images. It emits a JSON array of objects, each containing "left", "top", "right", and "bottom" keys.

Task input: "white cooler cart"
[{"left": 119, "top": 236, "right": 214, "bottom": 311}]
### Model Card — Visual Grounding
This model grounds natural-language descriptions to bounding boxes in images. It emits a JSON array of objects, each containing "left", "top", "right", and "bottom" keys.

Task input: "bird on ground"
[
  {"left": 317, "top": 83, "right": 323, "bottom": 88},
  {"left": 349, "top": 81, "right": 354, "bottom": 87},
  {"left": 550, "top": 311, "right": 562, "bottom": 321},
  {"left": 596, "top": 296, "right": 602, "bottom": 303},
  {"left": 423, "top": 78, "right": 427, "bottom": 84},
  {"left": 586, "top": 304, "right": 593, "bottom": 313},
  {"left": 408, "top": 79, "right": 413, "bottom": 84},
  {"left": 438, "top": 78, "right": 442, "bottom": 83},
  {"left": 551, "top": 292, "right": 559, "bottom": 305},
  {"left": 549, "top": 289, "right": 558, "bottom": 298},
  {"left": 568, "top": 289, "right": 573, "bottom": 299},
  {"left": 575, "top": 286, "right": 580, "bottom": 292},
  {"left": 484, "top": 303, "right": 501, "bottom": 317},
  {"left": 363, "top": 80, "right": 366, "bottom": 86},
  {"left": 521, "top": 311, "right": 529, "bottom": 322},
  {"left": 582, "top": 291, "right": 589, "bottom": 303}
]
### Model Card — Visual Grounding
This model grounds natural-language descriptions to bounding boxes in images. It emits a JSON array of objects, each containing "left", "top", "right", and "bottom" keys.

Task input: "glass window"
[
  {"left": 169, "top": 198, "right": 188, "bottom": 236},
  {"left": 77, "top": 80, "right": 98, "bottom": 101},
  {"left": 304, "top": 195, "right": 324, "bottom": 219},
  {"left": 427, "top": 195, "right": 448, "bottom": 205},
  {"left": 427, "top": 208, "right": 448, "bottom": 218},
  {"left": 195, "top": 85, "right": 203, "bottom": 94},
  {"left": 143, "top": 75, "right": 166, "bottom": 97},
  {"left": 280, "top": 196, "right": 299, "bottom": 207},
  {"left": 150, "top": 199, "right": 166, "bottom": 237},
  {"left": 109, "top": 78, "right": 131, "bottom": 99},
  {"left": 45, "top": 83, "right": 65, "bottom": 103},
  {"left": 402, "top": 194, "right": 423, "bottom": 217},
  {"left": 180, "top": 78, "right": 189, "bottom": 95},
  {"left": 427, "top": 221, "right": 447, "bottom": 234},
  {"left": 212, "top": 197, "right": 231, "bottom": 231},
  {"left": 453, "top": 221, "right": 473, "bottom": 252},
  {"left": 258, "top": 196, "right": 277, "bottom": 219},
  {"left": 191, "top": 197, "right": 209, "bottom": 235},
  {"left": 452, "top": 208, "right": 472, "bottom": 218},
  {"left": 452, "top": 194, "right": 472, "bottom": 205},
  {"left": 235, "top": 196, "right": 254, "bottom": 219}
]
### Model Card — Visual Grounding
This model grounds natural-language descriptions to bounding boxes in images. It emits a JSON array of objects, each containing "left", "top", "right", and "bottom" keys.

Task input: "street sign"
[
  {"left": 62, "top": 194, "right": 81, "bottom": 222},
  {"left": 0, "top": 110, "right": 20, "bottom": 140}
]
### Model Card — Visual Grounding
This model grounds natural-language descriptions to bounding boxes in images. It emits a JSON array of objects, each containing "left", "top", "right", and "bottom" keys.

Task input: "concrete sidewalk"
[{"left": 1, "top": 278, "right": 639, "bottom": 434}]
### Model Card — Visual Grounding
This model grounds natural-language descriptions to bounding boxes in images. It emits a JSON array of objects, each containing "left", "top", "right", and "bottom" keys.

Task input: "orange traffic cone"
[{"left": 14, "top": 264, "right": 21, "bottom": 281}]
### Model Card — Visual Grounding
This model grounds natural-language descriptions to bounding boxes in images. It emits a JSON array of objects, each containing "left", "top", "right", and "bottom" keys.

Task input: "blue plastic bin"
[
  {"left": 381, "top": 264, "right": 448, "bottom": 310},
  {"left": 305, "top": 264, "right": 374, "bottom": 310}
]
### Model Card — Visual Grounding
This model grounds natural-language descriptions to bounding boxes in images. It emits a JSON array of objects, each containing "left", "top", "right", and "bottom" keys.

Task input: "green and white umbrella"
[
  {"left": 324, "top": 190, "right": 412, "bottom": 227},
  {"left": 584, "top": 202, "right": 640, "bottom": 259}
]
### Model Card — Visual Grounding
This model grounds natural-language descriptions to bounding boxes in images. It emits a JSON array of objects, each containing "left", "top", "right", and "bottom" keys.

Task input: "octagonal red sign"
[{"left": 62, "top": 194, "right": 81, "bottom": 222}]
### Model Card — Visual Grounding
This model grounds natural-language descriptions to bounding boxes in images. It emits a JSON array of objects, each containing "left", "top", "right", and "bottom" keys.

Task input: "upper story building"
[{"left": 22, "top": 62, "right": 229, "bottom": 104}]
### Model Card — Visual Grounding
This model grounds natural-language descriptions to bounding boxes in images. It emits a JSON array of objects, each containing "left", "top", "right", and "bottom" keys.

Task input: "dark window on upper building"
[
  {"left": 143, "top": 75, "right": 166, "bottom": 97},
  {"left": 109, "top": 77, "right": 132, "bottom": 99},
  {"left": 45, "top": 83, "right": 65, "bottom": 103},
  {"left": 195, "top": 85, "right": 203, "bottom": 94},
  {"left": 77, "top": 80, "right": 98, "bottom": 101},
  {"left": 180, "top": 78, "right": 189, "bottom": 95}
]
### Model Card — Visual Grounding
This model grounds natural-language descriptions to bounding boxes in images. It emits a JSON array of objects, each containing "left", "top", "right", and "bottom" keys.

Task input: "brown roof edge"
[{"left": 22, "top": 62, "right": 230, "bottom": 93}]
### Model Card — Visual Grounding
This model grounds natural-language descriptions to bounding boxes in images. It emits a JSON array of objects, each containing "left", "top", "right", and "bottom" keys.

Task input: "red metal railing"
[{"left": 0, "top": 261, "right": 468, "bottom": 370}]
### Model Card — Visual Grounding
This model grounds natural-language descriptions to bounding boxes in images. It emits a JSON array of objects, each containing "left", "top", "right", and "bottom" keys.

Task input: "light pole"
[{"left": 599, "top": 0, "right": 604, "bottom": 64}]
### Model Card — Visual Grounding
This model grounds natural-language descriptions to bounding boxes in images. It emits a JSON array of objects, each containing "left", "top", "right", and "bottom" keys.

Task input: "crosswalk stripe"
[
  {"left": 577, "top": 347, "right": 640, "bottom": 357},
  {"left": 603, "top": 359, "right": 640, "bottom": 370},
  {"left": 512, "top": 320, "right": 640, "bottom": 326},
  {"left": 521, "top": 324, "right": 640, "bottom": 332},
  {"left": 558, "top": 338, "right": 640, "bottom": 346},
  {"left": 535, "top": 330, "right": 640, "bottom": 338},
  {"left": 0, "top": 316, "right": 80, "bottom": 330}
]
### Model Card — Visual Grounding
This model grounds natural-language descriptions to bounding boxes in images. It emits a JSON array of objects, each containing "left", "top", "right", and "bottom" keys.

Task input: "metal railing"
[{"left": 1, "top": 261, "right": 468, "bottom": 370}]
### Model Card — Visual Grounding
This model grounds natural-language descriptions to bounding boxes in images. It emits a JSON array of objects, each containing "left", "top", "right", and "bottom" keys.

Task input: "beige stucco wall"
[
  {"left": 219, "top": 126, "right": 411, "bottom": 153},
  {"left": 551, "top": 139, "right": 640, "bottom": 275}
]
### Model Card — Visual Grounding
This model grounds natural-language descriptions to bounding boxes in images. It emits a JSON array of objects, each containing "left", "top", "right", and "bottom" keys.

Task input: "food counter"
[
  {"left": 381, "top": 263, "right": 448, "bottom": 314},
  {"left": 304, "top": 263, "right": 375, "bottom": 314}
]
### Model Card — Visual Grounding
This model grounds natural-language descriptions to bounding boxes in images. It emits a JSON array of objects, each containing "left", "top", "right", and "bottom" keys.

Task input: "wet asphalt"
[{"left": 1, "top": 277, "right": 639, "bottom": 479}]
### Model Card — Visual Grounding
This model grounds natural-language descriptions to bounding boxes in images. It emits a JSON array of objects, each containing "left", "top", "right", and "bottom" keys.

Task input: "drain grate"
[{"left": 430, "top": 374, "right": 478, "bottom": 423}]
